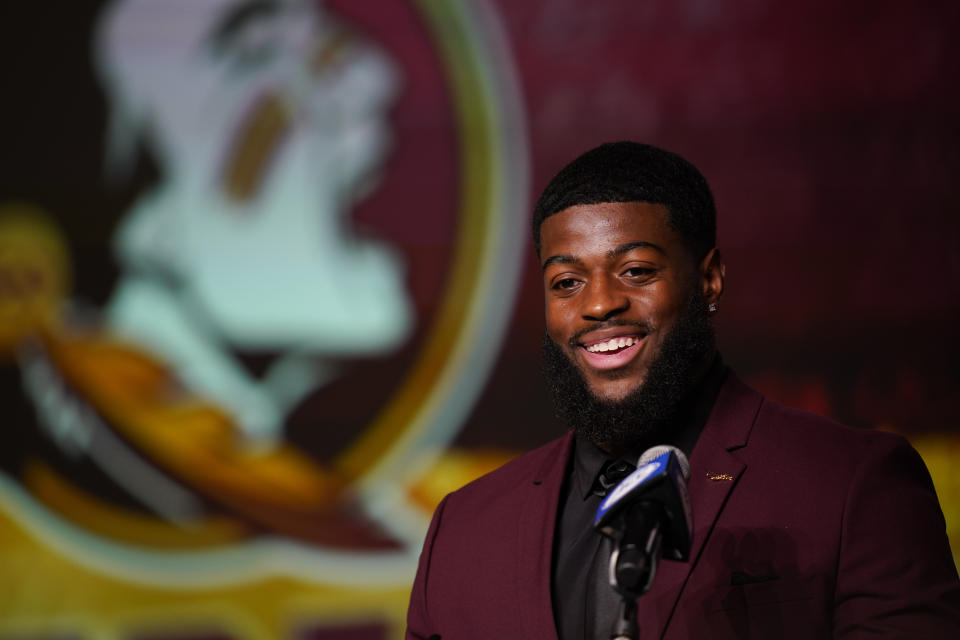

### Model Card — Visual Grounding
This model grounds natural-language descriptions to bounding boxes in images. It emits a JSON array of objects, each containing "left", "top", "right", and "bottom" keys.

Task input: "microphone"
[{"left": 593, "top": 445, "right": 693, "bottom": 597}]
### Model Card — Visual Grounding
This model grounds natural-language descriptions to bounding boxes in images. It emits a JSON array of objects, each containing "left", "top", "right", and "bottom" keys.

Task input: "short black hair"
[{"left": 532, "top": 141, "right": 716, "bottom": 259}]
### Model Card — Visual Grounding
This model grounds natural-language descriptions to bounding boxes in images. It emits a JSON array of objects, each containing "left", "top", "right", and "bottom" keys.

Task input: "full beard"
[{"left": 542, "top": 289, "right": 715, "bottom": 454}]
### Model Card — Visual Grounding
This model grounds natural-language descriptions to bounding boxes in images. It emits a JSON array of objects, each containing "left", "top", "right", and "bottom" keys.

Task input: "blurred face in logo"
[
  {"left": 539, "top": 202, "right": 723, "bottom": 453},
  {"left": 96, "top": 0, "right": 413, "bottom": 440}
]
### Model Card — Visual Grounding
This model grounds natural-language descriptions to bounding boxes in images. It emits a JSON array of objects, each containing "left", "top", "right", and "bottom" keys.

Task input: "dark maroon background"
[
  {"left": 2, "top": 0, "right": 959, "bottom": 464},
  {"left": 459, "top": 0, "right": 960, "bottom": 450}
]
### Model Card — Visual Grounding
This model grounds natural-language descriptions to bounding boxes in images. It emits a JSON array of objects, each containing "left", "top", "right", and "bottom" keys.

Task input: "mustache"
[{"left": 567, "top": 320, "right": 653, "bottom": 349}]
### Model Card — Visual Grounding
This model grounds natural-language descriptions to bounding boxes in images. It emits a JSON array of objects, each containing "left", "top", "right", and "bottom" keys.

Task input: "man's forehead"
[{"left": 540, "top": 202, "right": 673, "bottom": 248}]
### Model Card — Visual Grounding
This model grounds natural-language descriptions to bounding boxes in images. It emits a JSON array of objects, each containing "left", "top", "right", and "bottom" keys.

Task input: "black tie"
[{"left": 594, "top": 459, "right": 636, "bottom": 498}]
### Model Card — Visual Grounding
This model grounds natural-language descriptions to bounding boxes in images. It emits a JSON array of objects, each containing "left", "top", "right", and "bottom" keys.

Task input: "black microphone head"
[{"left": 638, "top": 445, "right": 690, "bottom": 481}]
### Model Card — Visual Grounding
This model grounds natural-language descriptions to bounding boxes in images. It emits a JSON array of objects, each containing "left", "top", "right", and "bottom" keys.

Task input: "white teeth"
[{"left": 586, "top": 336, "right": 638, "bottom": 353}]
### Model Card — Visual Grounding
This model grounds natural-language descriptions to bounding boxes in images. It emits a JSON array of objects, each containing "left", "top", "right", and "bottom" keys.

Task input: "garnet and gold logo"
[{"left": 0, "top": 1, "right": 528, "bottom": 637}]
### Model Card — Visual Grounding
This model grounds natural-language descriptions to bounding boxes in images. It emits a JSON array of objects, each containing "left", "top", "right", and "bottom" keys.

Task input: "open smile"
[{"left": 579, "top": 333, "right": 646, "bottom": 371}]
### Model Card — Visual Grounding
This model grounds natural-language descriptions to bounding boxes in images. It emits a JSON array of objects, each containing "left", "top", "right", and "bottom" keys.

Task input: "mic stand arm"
[
  {"left": 607, "top": 509, "right": 664, "bottom": 640},
  {"left": 610, "top": 597, "right": 638, "bottom": 640}
]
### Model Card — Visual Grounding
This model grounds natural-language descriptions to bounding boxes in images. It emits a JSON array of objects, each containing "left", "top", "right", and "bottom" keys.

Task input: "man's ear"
[{"left": 699, "top": 248, "right": 725, "bottom": 312}]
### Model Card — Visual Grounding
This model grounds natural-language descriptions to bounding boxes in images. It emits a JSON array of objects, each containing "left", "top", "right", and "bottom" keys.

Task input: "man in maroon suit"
[{"left": 406, "top": 142, "right": 960, "bottom": 639}]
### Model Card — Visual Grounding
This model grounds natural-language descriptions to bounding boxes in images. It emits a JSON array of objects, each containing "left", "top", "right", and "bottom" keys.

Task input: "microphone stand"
[
  {"left": 593, "top": 447, "right": 692, "bottom": 640},
  {"left": 610, "top": 597, "right": 638, "bottom": 640},
  {"left": 607, "top": 505, "right": 664, "bottom": 640}
]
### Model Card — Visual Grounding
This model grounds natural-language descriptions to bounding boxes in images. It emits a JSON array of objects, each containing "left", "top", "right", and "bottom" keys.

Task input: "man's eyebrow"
[
  {"left": 608, "top": 241, "right": 665, "bottom": 258},
  {"left": 542, "top": 242, "right": 666, "bottom": 270},
  {"left": 541, "top": 254, "right": 578, "bottom": 271}
]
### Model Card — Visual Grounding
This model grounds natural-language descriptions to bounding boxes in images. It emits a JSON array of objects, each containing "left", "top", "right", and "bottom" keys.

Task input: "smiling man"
[
  {"left": 539, "top": 199, "right": 721, "bottom": 456},
  {"left": 406, "top": 142, "right": 960, "bottom": 639}
]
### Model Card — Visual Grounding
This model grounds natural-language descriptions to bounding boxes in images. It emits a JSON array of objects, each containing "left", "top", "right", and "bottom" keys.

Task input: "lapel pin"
[{"left": 706, "top": 472, "right": 734, "bottom": 481}]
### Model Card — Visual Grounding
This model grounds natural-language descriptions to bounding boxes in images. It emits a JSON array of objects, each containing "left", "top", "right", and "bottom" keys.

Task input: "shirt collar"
[{"left": 573, "top": 436, "right": 614, "bottom": 500}]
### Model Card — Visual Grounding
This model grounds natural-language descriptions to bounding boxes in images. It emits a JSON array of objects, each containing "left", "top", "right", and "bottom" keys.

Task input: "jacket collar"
[
  {"left": 636, "top": 372, "right": 764, "bottom": 638},
  {"left": 518, "top": 432, "right": 574, "bottom": 640}
]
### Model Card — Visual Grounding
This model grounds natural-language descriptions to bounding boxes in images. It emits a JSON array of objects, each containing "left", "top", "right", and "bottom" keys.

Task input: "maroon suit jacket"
[{"left": 406, "top": 374, "right": 960, "bottom": 639}]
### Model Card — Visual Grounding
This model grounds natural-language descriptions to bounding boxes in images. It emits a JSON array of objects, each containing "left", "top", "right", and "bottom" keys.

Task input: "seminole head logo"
[{"left": 1, "top": 0, "right": 528, "bottom": 589}]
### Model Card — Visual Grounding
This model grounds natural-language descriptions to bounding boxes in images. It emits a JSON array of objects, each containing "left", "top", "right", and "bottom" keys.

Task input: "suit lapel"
[
  {"left": 636, "top": 373, "right": 763, "bottom": 638},
  {"left": 517, "top": 432, "right": 573, "bottom": 640}
]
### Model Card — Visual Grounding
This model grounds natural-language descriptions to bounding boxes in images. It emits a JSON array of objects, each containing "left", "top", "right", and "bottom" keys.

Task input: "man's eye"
[
  {"left": 624, "top": 267, "right": 654, "bottom": 278},
  {"left": 553, "top": 278, "right": 580, "bottom": 291}
]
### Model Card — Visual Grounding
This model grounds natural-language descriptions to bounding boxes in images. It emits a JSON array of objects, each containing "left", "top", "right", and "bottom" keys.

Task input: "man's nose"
[{"left": 581, "top": 276, "right": 629, "bottom": 321}]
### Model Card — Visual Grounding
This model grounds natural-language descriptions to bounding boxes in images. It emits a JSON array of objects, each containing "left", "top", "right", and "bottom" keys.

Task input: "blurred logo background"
[{"left": 1, "top": 0, "right": 957, "bottom": 638}]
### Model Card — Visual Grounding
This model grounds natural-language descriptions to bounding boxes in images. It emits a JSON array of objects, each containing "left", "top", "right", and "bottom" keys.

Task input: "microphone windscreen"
[{"left": 638, "top": 445, "right": 690, "bottom": 481}]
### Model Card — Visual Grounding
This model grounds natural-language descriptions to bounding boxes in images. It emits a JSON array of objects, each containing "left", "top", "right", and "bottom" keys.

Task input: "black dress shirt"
[{"left": 550, "top": 355, "right": 728, "bottom": 640}]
